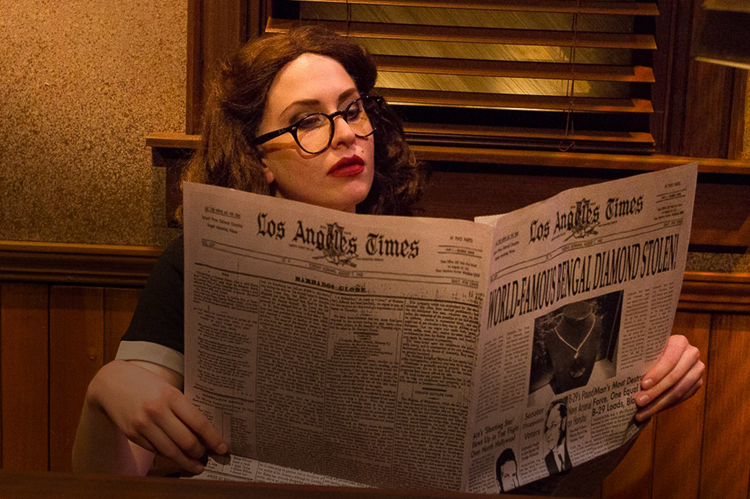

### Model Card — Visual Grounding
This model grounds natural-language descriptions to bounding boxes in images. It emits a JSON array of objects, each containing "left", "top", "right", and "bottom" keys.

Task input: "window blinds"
[{"left": 265, "top": 0, "right": 660, "bottom": 153}]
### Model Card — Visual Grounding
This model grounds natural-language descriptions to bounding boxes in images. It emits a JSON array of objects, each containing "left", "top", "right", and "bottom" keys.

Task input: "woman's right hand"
[{"left": 86, "top": 359, "right": 227, "bottom": 474}]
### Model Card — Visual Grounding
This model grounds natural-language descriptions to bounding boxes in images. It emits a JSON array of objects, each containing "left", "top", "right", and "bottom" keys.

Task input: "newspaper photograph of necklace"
[{"left": 529, "top": 291, "right": 623, "bottom": 396}]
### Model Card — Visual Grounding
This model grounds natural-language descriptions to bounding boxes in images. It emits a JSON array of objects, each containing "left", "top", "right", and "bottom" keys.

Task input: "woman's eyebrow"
[
  {"left": 280, "top": 88, "right": 360, "bottom": 119},
  {"left": 337, "top": 88, "right": 360, "bottom": 105},
  {"left": 280, "top": 99, "right": 321, "bottom": 120}
]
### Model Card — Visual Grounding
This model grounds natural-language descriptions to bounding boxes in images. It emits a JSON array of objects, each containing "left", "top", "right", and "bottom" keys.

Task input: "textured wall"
[{"left": 0, "top": 0, "right": 185, "bottom": 246}]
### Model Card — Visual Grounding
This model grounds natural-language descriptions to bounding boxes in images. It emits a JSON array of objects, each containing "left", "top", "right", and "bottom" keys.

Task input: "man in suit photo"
[{"left": 544, "top": 399, "right": 572, "bottom": 475}]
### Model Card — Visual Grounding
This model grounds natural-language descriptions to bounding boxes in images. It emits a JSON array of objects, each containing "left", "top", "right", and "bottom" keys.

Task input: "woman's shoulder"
[{"left": 158, "top": 234, "right": 184, "bottom": 275}]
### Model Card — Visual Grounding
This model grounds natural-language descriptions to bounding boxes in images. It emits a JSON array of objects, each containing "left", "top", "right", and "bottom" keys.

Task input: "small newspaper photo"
[{"left": 182, "top": 163, "right": 697, "bottom": 492}]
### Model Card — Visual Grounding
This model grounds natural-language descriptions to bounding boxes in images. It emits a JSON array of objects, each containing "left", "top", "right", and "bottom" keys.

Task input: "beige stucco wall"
[
  {"left": 0, "top": 5, "right": 748, "bottom": 272},
  {"left": 0, "top": 0, "right": 185, "bottom": 247}
]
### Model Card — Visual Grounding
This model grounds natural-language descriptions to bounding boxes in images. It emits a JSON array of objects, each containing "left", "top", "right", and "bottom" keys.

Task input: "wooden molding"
[
  {"left": 1, "top": 241, "right": 749, "bottom": 312},
  {"left": 679, "top": 271, "right": 750, "bottom": 312},
  {"left": 410, "top": 146, "right": 750, "bottom": 175},
  {"left": 0, "top": 242, "right": 162, "bottom": 287},
  {"left": 0, "top": 469, "right": 526, "bottom": 499},
  {"left": 146, "top": 132, "right": 750, "bottom": 174}
]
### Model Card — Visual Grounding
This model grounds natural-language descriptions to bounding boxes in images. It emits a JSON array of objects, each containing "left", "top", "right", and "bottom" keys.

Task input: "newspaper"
[{"left": 183, "top": 163, "right": 697, "bottom": 492}]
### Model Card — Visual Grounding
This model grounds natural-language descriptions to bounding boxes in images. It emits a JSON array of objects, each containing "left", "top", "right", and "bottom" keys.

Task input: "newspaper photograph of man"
[
  {"left": 529, "top": 291, "right": 623, "bottom": 397},
  {"left": 495, "top": 448, "right": 520, "bottom": 493},
  {"left": 543, "top": 399, "right": 571, "bottom": 475}
]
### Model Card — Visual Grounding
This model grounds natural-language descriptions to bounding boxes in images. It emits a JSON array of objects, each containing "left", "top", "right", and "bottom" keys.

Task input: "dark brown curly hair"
[{"left": 181, "top": 25, "right": 425, "bottom": 217}]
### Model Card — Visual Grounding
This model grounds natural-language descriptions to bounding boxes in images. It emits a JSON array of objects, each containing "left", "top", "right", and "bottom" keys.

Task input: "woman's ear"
[{"left": 264, "top": 167, "right": 275, "bottom": 185}]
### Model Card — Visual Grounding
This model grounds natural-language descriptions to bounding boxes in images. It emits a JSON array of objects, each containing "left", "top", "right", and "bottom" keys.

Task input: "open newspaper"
[{"left": 183, "top": 163, "right": 697, "bottom": 492}]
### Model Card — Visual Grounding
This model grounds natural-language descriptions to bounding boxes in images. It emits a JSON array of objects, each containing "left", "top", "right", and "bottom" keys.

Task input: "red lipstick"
[{"left": 328, "top": 155, "right": 365, "bottom": 177}]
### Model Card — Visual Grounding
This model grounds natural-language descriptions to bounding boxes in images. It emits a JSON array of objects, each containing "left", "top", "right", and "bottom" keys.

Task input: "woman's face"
[{"left": 257, "top": 53, "right": 375, "bottom": 213}]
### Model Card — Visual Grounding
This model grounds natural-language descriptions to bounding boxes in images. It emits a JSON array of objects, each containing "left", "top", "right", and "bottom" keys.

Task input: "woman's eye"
[
  {"left": 345, "top": 102, "right": 362, "bottom": 121},
  {"left": 297, "top": 114, "right": 327, "bottom": 131}
]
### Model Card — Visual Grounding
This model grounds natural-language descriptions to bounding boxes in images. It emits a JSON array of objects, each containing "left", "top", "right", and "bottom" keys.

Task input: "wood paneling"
[
  {"left": 186, "top": 0, "right": 249, "bottom": 134},
  {"left": 103, "top": 288, "right": 142, "bottom": 364},
  {"left": 699, "top": 314, "right": 750, "bottom": 499},
  {"left": 416, "top": 169, "right": 750, "bottom": 248},
  {"left": 601, "top": 422, "right": 655, "bottom": 499},
  {"left": 0, "top": 284, "right": 49, "bottom": 471},
  {"left": 49, "top": 287, "right": 104, "bottom": 473},
  {"left": 665, "top": 0, "right": 743, "bottom": 159},
  {"left": 681, "top": 61, "right": 736, "bottom": 158},
  {"left": 728, "top": 70, "right": 748, "bottom": 161},
  {"left": 651, "top": 312, "right": 710, "bottom": 499}
]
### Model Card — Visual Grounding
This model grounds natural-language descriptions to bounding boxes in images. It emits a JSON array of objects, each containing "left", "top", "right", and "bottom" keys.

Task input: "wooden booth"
[{"left": 1, "top": 0, "right": 749, "bottom": 498}]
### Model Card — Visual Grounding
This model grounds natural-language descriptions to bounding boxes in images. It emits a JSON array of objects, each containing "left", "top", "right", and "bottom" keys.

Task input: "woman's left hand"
[{"left": 634, "top": 334, "right": 704, "bottom": 422}]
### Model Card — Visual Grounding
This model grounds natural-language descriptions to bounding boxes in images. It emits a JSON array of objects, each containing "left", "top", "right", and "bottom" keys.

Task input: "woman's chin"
[{"left": 330, "top": 182, "right": 373, "bottom": 213}]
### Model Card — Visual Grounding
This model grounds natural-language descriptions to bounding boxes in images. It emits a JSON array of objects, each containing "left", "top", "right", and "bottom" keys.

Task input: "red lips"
[{"left": 328, "top": 155, "right": 365, "bottom": 177}]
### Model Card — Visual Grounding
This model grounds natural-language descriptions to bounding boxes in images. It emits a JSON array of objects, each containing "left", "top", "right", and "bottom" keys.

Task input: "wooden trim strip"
[
  {"left": 266, "top": 18, "right": 658, "bottom": 50},
  {"left": 1, "top": 242, "right": 748, "bottom": 311},
  {"left": 403, "top": 123, "right": 655, "bottom": 143},
  {"left": 377, "top": 88, "right": 654, "bottom": 113},
  {"left": 146, "top": 133, "right": 201, "bottom": 150},
  {"left": 0, "top": 242, "right": 162, "bottom": 287},
  {"left": 293, "top": 0, "right": 661, "bottom": 15},
  {"left": 678, "top": 271, "right": 750, "bottom": 312},
  {"left": 145, "top": 132, "right": 750, "bottom": 174},
  {"left": 373, "top": 55, "right": 656, "bottom": 83},
  {"left": 409, "top": 145, "right": 750, "bottom": 174}
]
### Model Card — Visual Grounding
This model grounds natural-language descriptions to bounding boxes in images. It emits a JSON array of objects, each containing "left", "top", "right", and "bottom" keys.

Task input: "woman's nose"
[{"left": 331, "top": 115, "right": 357, "bottom": 148}]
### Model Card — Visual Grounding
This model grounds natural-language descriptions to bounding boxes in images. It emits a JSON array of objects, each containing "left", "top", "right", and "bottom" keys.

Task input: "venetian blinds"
[{"left": 264, "top": 0, "right": 660, "bottom": 153}]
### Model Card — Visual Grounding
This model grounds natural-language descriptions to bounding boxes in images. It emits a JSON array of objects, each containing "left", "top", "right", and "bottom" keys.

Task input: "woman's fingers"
[
  {"left": 132, "top": 386, "right": 227, "bottom": 470},
  {"left": 168, "top": 391, "right": 228, "bottom": 456},
  {"left": 639, "top": 335, "right": 690, "bottom": 391},
  {"left": 635, "top": 358, "right": 705, "bottom": 422},
  {"left": 637, "top": 337, "right": 700, "bottom": 406},
  {"left": 631, "top": 335, "right": 704, "bottom": 422},
  {"left": 138, "top": 422, "right": 206, "bottom": 474}
]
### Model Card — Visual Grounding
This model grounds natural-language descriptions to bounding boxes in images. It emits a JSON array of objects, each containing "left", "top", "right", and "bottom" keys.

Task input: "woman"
[{"left": 72, "top": 26, "right": 704, "bottom": 482}]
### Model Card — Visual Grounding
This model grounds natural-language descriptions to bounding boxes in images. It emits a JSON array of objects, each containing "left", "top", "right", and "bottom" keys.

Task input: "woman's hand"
[
  {"left": 85, "top": 359, "right": 227, "bottom": 474},
  {"left": 634, "top": 335, "right": 704, "bottom": 422}
]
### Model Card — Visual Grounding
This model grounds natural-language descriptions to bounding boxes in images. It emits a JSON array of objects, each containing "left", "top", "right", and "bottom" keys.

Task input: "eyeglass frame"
[{"left": 251, "top": 95, "right": 384, "bottom": 154}]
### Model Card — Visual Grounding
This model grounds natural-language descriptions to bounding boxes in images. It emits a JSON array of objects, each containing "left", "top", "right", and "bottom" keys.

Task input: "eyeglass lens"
[{"left": 296, "top": 97, "right": 379, "bottom": 154}]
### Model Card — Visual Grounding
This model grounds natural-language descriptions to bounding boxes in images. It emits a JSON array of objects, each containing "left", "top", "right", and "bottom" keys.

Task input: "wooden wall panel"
[
  {"left": 186, "top": 0, "right": 248, "bottom": 134},
  {"left": 699, "top": 314, "right": 750, "bottom": 499},
  {"left": 103, "top": 289, "right": 141, "bottom": 364},
  {"left": 49, "top": 286, "right": 104, "bottom": 473},
  {"left": 651, "top": 312, "right": 710, "bottom": 499},
  {"left": 0, "top": 284, "right": 49, "bottom": 471},
  {"left": 601, "top": 422, "right": 655, "bottom": 499},
  {"left": 680, "top": 62, "right": 736, "bottom": 158}
]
